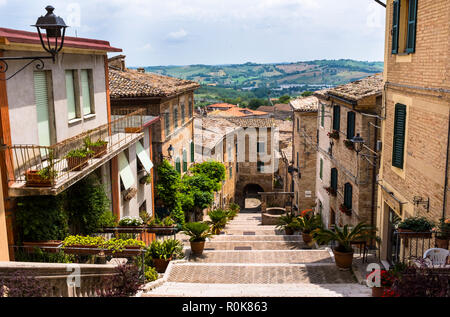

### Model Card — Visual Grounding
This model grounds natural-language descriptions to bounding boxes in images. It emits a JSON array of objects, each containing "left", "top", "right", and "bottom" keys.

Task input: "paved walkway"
[{"left": 141, "top": 212, "right": 371, "bottom": 297}]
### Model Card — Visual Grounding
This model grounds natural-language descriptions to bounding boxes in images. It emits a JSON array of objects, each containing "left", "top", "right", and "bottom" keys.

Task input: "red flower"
[{"left": 300, "top": 209, "right": 313, "bottom": 217}]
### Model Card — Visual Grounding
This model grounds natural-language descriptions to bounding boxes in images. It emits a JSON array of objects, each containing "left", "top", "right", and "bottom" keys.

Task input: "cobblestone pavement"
[{"left": 142, "top": 211, "right": 371, "bottom": 297}]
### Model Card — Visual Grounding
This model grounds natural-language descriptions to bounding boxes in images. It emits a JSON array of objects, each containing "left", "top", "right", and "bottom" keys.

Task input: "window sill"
[
  {"left": 83, "top": 113, "right": 96, "bottom": 121},
  {"left": 68, "top": 118, "right": 82, "bottom": 126}
]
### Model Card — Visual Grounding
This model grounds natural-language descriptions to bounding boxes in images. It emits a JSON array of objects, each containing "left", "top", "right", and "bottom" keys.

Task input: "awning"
[
  {"left": 136, "top": 141, "right": 153, "bottom": 173},
  {"left": 118, "top": 152, "right": 135, "bottom": 190}
]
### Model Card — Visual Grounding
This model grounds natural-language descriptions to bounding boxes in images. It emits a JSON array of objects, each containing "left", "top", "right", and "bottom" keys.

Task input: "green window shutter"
[
  {"left": 344, "top": 183, "right": 352, "bottom": 210},
  {"left": 321, "top": 104, "right": 325, "bottom": 127},
  {"left": 34, "top": 71, "right": 51, "bottom": 147},
  {"left": 406, "top": 0, "right": 418, "bottom": 53},
  {"left": 81, "top": 69, "right": 91, "bottom": 115},
  {"left": 181, "top": 102, "right": 185, "bottom": 124},
  {"left": 331, "top": 168, "right": 338, "bottom": 191},
  {"left": 183, "top": 150, "right": 188, "bottom": 172},
  {"left": 175, "top": 157, "right": 181, "bottom": 174},
  {"left": 65, "top": 70, "right": 77, "bottom": 120},
  {"left": 392, "top": 0, "right": 400, "bottom": 54},
  {"left": 320, "top": 158, "right": 323, "bottom": 180},
  {"left": 332, "top": 105, "right": 340, "bottom": 131},
  {"left": 347, "top": 111, "right": 355, "bottom": 139},
  {"left": 297, "top": 118, "right": 300, "bottom": 132},
  {"left": 165, "top": 112, "right": 170, "bottom": 137},
  {"left": 173, "top": 106, "right": 178, "bottom": 128},
  {"left": 296, "top": 152, "right": 299, "bottom": 168},
  {"left": 392, "top": 104, "right": 407, "bottom": 168},
  {"left": 118, "top": 152, "right": 135, "bottom": 190},
  {"left": 229, "top": 166, "right": 232, "bottom": 179},
  {"left": 191, "top": 141, "right": 195, "bottom": 162},
  {"left": 189, "top": 97, "right": 193, "bottom": 118}
]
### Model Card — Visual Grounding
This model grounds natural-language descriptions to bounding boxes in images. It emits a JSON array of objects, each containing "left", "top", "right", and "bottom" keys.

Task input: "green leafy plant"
[
  {"left": 207, "top": 209, "right": 229, "bottom": 234},
  {"left": 15, "top": 248, "right": 74, "bottom": 264},
  {"left": 84, "top": 136, "right": 107, "bottom": 148},
  {"left": 229, "top": 203, "right": 240, "bottom": 214},
  {"left": 435, "top": 218, "right": 450, "bottom": 239},
  {"left": 297, "top": 213, "right": 323, "bottom": 234},
  {"left": 144, "top": 266, "right": 159, "bottom": 283},
  {"left": 103, "top": 238, "right": 145, "bottom": 254},
  {"left": 182, "top": 222, "right": 212, "bottom": 242},
  {"left": 118, "top": 216, "right": 144, "bottom": 227},
  {"left": 397, "top": 217, "right": 434, "bottom": 232},
  {"left": 65, "top": 148, "right": 93, "bottom": 159},
  {"left": 225, "top": 208, "right": 237, "bottom": 220},
  {"left": 276, "top": 212, "right": 300, "bottom": 231},
  {"left": 162, "top": 216, "right": 175, "bottom": 227},
  {"left": 312, "top": 222, "right": 376, "bottom": 253},
  {"left": 139, "top": 210, "right": 152, "bottom": 226},
  {"left": 147, "top": 239, "right": 183, "bottom": 260},
  {"left": 61, "top": 235, "right": 105, "bottom": 248},
  {"left": 98, "top": 211, "right": 118, "bottom": 228},
  {"left": 37, "top": 166, "right": 58, "bottom": 180}
]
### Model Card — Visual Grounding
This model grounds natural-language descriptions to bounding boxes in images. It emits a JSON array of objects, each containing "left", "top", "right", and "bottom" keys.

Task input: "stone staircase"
[{"left": 141, "top": 212, "right": 371, "bottom": 297}]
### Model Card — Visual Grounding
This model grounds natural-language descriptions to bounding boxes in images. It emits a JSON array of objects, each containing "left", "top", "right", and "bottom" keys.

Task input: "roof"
[
  {"left": 206, "top": 103, "right": 237, "bottom": 109},
  {"left": 289, "top": 96, "right": 319, "bottom": 112},
  {"left": 274, "top": 119, "right": 293, "bottom": 133},
  {"left": 194, "top": 117, "right": 239, "bottom": 149},
  {"left": 109, "top": 67, "right": 200, "bottom": 99},
  {"left": 324, "top": 74, "right": 383, "bottom": 102},
  {"left": 208, "top": 107, "right": 268, "bottom": 118},
  {"left": 256, "top": 106, "right": 275, "bottom": 113},
  {"left": 274, "top": 104, "right": 292, "bottom": 112},
  {"left": 0, "top": 27, "right": 121, "bottom": 52},
  {"left": 227, "top": 118, "right": 275, "bottom": 128}
]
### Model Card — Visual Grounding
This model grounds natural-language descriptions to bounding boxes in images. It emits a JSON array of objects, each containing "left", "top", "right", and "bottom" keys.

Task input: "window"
[
  {"left": 183, "top": 149, "right": 188, "bottom": 172},
  {"left": 173, "top": 105, "right": 178, "bottom": 129},
  {"left": 34, "top": 71, "right": 53, "bottom": 147},
  {"left": 181, "top": 100, "right": 186, "bottom": 124},
  {"left": 175, "top": 157, "right": 181, "bottom": 174},
  {"left": 65, "top": 70, "right": 78, "bottom": 120},
  {"left": 257, "top": 161, "right": 264, "bottom": 173},
  {"left": 81, "top": 69, "right": 93, "bottom": 116},
  {"left": 257, "top": 142, "right": 265, "bottom": 153},
  {"left": 321, "top": 104, "right": 325, "bottom": 127},
  {"left": 319, "top": 158, "right": 323, "bottom": 180},
  {"left": 392, "top": 0, "right": 418, "bottom": 55},
  {"left": 330, "top": 209, "right": 336, "bottom": 227},
  {"left": 236, "top": 162, "right": 239, "bottom": 173},
  {"left": 191, "top": 141, "right": 195, "bottom": 162},
  {"left": 188, "top": 96, "right": 193, "bottom": 118},
  {"left": 229, "top": 166, "right": 232, "bottom": 179},
  {"left": 330, "top": 168, "right": 338, "bottom": 192},
  {"left": 296, "top": 118, "right": 300, "bottom": 132},
  {"left": 297, "top": 152, "right": 299, "bottom": 168},
  {"left": 347, "top": 111, "right": 355, "bottom": 140},
  {"left": 344, "top": 183, "right": 352, "bottom": 210},
  {"left": 332, "top": 105, "right": 340, "bottom": 131},
  {"left": 164, "top": 112, "right": 170, "bottom": 137},
  {"left": 392, "top": 103, "right": 407, "bottom": 168}
]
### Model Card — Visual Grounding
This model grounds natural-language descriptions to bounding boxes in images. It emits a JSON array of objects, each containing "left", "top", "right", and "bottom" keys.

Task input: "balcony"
[{"left": 5, "top": 109, "right": 146, "bottom": 197}]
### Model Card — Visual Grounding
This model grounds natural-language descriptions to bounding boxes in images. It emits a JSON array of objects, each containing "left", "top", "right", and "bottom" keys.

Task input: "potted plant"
[
  {"left": 312, "top": 222, "right": 376, "bottom": 269},
  {"left": 434, "top": 218, "right": 450, "bottom": 249},
  {"left": 225, "top": 208, "right": 237, "bottom": 221},
  {"left": 207, "top": 209, "right": 229, "bottom": 235},
  {"left": 181, "top": 222, "right": 212, "bottom": 256},
  {"left": 397, "top": 217, "right": 434, "bottom": 238},
  {"left": 324, "top": 186, "right": 337, "bottom": 197},
  {"left": 148, "top": 239, "right": 183, "bottom": 273},
  {"left": 65, "top": 148, "right": 93, "bottom": 171},
  {"left": 343, "top": 139, "right": 355, "bottom": 150},
  {"left": 339, "top": 203, "right": 352, "bottom": 216},
  {"left": 84, "top": 137, "right": 108, "bottom": 158},
  {"left": 276, "top": 212, "right": 301, "bottom": 235},
  {"left": 22, "top": 240, "right": 63, "bottom": 254},
  {"left": 103, "top": 238, "right": 145, "bottom": 257},
  {"left": 229, "top": 203, "right": 240, "bottom": 215},
  {"left": 149, "top": 216, "right": 177, "bottom": 235},
  {"left": 118, "top": 216, "right": 144, "bottom": 228},
  {"left": 327, "top": 130, "right": 339, "bottom": 140},
  {"left": 139, "top": 173, "right": 152, "bottom": 185},
  {"left": 366, "top": 269, "right": 395, "bottom": 297},
  {"left": 25, "top": 166, "right": 57, "bottom": 187},
  {"left": 125, "top": 127, "right": 142, "bottom": 133},
  {"left": 61, "top": 235, "right": 105, "bottom": 255},
  {"left": 297, "top": 211, "right": 322, "bottom": 244}
]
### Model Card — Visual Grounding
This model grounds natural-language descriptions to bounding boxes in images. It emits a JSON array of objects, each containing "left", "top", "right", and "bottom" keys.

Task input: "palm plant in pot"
[
  {"left": 312, "top": 222, "right": 376, "bottom": 269},
  {"left": 276, "top": 212, "right": 301, "bottom": 235},
  {"left": 148, "top": 239, "right": 183, "bottom": 273},
  {"left": 207, "top": 209, "right": 228, "bottom": 235},
  {"left": 297, "top": 212, "right": 322, "bottom": 244},
  {"left": 181, "top": 222, "right": 212, "bottom": 256}
]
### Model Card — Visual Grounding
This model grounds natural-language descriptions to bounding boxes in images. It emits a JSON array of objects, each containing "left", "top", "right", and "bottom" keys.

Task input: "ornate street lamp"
[
  {"left": 0, "top": 6, "right": 68, "bottom": 80},
  {"left": 160, "top": 144, "right": 174, "bottom": 161},
  {"left": 351, "top": 133, "right": 365, "bottom": 154}
]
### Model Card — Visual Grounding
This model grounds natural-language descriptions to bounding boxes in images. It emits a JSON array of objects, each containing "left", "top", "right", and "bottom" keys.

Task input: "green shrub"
[
  {"left": 65, "top": 148, "right": 93, "bottom": 158},
  {"left": 207, "top": 209, "right": 228, "bottom": 234},
  {"left": 147, "top": 239, "right": 183, "bottom": 260},
  {"left": 144, "top": 266, "right": 159, "bottom": 283},
  {"left": 98, "top": 211, "right": 118, "bottom": 228},
  {"left": 397, "top": 217, "right": 434, "bottom": 232},
  {"left": 182, "top": 222, "right": 212, "bottom": 242}
]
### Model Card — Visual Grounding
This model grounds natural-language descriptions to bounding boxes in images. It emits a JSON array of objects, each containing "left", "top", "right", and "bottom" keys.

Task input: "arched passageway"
[{"left": 243, "top": 184, "right": 264, "bottom": 211}]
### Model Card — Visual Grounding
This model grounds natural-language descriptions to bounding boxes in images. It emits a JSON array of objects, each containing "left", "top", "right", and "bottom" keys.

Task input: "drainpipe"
[
  {"left": 443, "top": 108, "right": 450, "bottom": 219},
  {"left": 370, "top": 117, "right": 379, "bottom": 232}
]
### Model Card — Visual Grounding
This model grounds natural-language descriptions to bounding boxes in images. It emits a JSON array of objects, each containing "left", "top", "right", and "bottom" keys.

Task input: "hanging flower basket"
[
  {"left": 324, "top": 186, "right": 337, "bottom": 197},
  {"left": 343, "top": 139, "right": 355, "bottom": 151},
  {"left": 327, "top": 130, "right": 340, "bottom": 140},
  {"left": 339, "top": 204, "right": 352, "bottom": 216},
  {"left": 123, "top": 188, "right": 138, "bottom": 201}
]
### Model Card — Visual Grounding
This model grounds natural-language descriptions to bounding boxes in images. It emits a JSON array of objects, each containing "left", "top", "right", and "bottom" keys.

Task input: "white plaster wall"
[{"left": 4, "top": 51, "right": 108, "bottom": 145}]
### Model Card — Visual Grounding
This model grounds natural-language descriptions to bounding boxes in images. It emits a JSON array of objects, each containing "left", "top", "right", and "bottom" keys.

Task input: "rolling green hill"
[{"left": 138, "top": 59, "right": 383, "bottom": 107}]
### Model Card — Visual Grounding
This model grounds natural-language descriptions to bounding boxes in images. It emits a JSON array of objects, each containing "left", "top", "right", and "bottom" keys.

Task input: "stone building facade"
[
  {"left": 290, "top": 96, "right": 319, "bottom": 213},
  {"left": 377, "top": 0, "right": 450, "bottom": 261},
  {"left": 315, "top": 75, "right": 383, "bottom": 229}
]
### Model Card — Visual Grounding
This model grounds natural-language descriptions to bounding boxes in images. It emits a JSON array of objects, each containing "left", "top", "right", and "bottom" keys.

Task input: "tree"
[
  {"left": 181, "top": 174, "right": 215, "bottom": 222},
  {"left": 156, "top": 160, "right": 185, "bottom": 224},
  {"left": 278, "top": 95, "right": 291, "bottom": 104},
  {"left": 301, "top": 91, "right": 314, "bottom": 97},
  {"left": 248, "top": 99, "right": 265, "bottom": 110},
  {"left": 190, "top": 161, "right": 226, "bottom": 191}
]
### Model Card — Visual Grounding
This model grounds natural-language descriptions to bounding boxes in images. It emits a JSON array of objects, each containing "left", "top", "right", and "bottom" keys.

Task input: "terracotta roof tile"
[
  {"left": 321, "top": 73, "right": 383, "bottom": 102},
  {"left": 289, "top": 96, "right": 319, "bottom": 112}
]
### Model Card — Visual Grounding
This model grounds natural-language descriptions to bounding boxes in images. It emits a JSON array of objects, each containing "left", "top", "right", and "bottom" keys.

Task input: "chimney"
[
  {"left": 137, "top": 67, "right": 145, "bottom": 74},
  {"left": 108, "top": 55, "right": 127, "bottom": 71}
]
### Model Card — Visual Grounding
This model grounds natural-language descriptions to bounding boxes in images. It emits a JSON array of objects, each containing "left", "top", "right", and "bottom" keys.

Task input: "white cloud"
[
  {"left": 0, "top": 0, "right": 7, "bottom": 6},
  {"left": 141, "top": 43, "right": 154, "bottom": 51},
  {"left": 167, "top": 29, "right": 188, "bottom": 41}
]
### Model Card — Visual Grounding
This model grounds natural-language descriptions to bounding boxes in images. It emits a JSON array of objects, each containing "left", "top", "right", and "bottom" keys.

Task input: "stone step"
[
  {"left": 202, "top": 240, "right": 307, "bottom": 250},
  {"left": 164, "top": 263, "right": 357, "bottom": 284},
  {"left": 142, "top": 282, "right": 371, "bottom": 297},
  {"left": 210, "top": 235, "right": 303, "bottom": 242},
  {"left": 224, "top": 229, "right": 285, "bottom": 235},
  {"left": 189, "top": 250, "right": 333, "bottom": 264}
]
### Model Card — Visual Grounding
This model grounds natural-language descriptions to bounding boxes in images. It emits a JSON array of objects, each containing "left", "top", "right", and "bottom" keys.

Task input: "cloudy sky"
[{"left": 0, "top": 0, "right": 386, "bottom": 66}]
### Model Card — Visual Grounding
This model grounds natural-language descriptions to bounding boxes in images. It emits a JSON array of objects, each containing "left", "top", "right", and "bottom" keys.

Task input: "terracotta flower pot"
[
  {"left": 125, "top": 127, "right": 141, "bottom": 133},
  {"left": 190, "top": 241, "right": 206, "bottom": 256},
  {"left": 105, "top": 245, "right": 143, "bottom": 257},
  {"left": 23, "top": 240, "right": 62, "bottom": 253},
  {"left": 397, "top": 228, "right": 432, "bottom": 239},
  {"left": 332, "top": 249, "right": 354, "bottom": 269},
  {"left": 63, "top": 245, "right": 101, "bottom": 255},
  {"left": 372, "top": 287, "right": 385, "bottom": 297},
  {"left": 302, "top": 232, "right": 313, "bottom": 244},
  {"left": 25, "top": 170, "right": 52, "bottom": 187},
  {"left": 90, "top": 143, "right": 108, "bottom": 158},
  {"left": 435, "top": 237, "right": 449, "bottom": 249},
  {"left": 66, "top": 156, "right": 89, "bottom": 171},
  {"left": 152, "top": 257, "right": 172, "bottom": 273}
]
